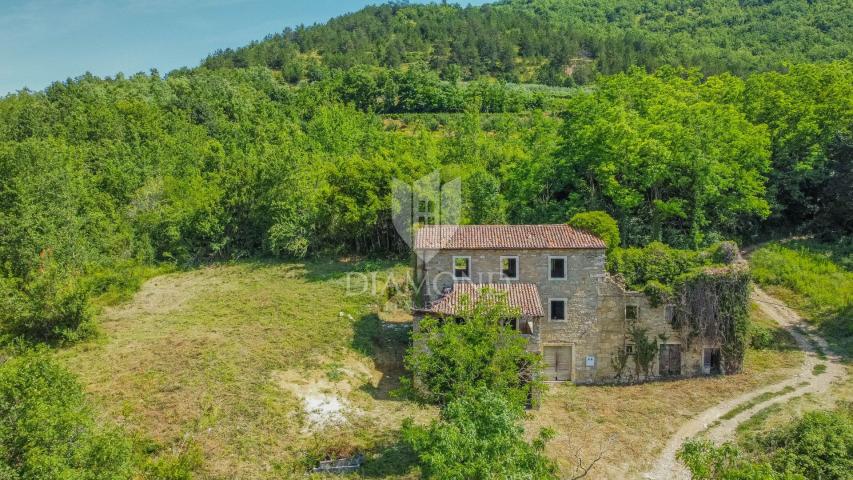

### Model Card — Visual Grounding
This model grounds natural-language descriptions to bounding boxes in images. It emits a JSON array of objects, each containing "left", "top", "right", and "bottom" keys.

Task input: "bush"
[
  {"left": 0, "top": 262, "right": 93, "bottom": 344},
  {"left": 762, "top": 409, "right": 853, "bottom": 480},
  {"left": 748, "top": 323, "right": 775, "bottom": 350},
  {"left": 568, "top": 211, "right": 620, "bottom": 251},
  {"left": 403, "top": 388, "right": 557, "bottom": 479},
  {"left": 678, "top": 440, "right": 800, "bottom": 480},
  {"left": 0, "top": 349, "right": 134, "bottom": 479},
  {"left": 609, "top": 241, "right": 704, "bottom": 290}
]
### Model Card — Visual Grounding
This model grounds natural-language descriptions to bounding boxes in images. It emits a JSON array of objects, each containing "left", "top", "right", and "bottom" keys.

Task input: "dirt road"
[{"left": 644, "top": 286, "right": 847, "bottom": 479}]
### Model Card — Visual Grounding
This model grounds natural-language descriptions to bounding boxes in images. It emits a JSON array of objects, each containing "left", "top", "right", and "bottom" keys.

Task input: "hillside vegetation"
[
  {"left": 751, "top": 239, "right": 853, "bottom": 357},
  {"left": 204, "top": 0, "right": 853, "bottom": 83},
  {"left": 2, "top": 61, "right": 850, "bottom": 344}
]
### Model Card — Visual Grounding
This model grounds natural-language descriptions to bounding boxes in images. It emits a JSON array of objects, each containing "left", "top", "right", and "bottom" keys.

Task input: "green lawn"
[{"left": 750, "top": 239, "right": 853, "bottom": 358}]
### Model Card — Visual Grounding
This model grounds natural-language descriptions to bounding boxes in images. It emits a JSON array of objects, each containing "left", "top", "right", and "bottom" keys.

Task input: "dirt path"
[{"left": 644, "top": 286, "right": 847, "bottom": 479}]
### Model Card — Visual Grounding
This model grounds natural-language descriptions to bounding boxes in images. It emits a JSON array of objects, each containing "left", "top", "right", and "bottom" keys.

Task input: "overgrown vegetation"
[
  {"left": 0, "top": 348, "right": 200, "bottom": 479},
  {"left": 680, "top": 407, "right": 853, "bottom": 480},
  {"left": 604, "top": 215, "right": 752, "bottom": 373},
  {"left": 671, "top": 267, "right": 752, "bottom": 374},
  {"left": 751, "top": 239, "right": 852, "bottom": 357},
  {"left": 402, "top": 291, "right": 562, "bottom": 476},
  {"left": 404, "top": 291, "right": 542, "bottom": 408},
  {"left": 403, "top": 388, "right": 557, "bottom": 479}
]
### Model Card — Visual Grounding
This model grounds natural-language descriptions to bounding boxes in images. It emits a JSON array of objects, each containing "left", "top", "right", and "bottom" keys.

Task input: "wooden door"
[
  {"left": 659, "top": 344, "right": 681, "bottom": 377},
  {"left": 543, "top": 346, "right": 572, "bottom": 381}
]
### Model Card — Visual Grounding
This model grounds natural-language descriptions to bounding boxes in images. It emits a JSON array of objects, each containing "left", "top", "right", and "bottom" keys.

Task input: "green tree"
[
  {"left": 464, "top": 169, "right": 507, "bottom": 225},
  {"left": 403, "top": 388, "right": 557, "bottom": 480},
  {"left": 404, "top": 290, "right": 542, "bottom": 409},
  {"left": 763, "top": 409, "right": 853, "bottom": 480},
  {"left": 557, "top": 68, "right": 771, "bottom": 247}
]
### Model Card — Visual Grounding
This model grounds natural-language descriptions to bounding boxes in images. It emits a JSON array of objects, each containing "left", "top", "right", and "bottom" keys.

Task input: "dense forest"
[
  {"left": 204, "top": 0, "right": 853, "bottom": 83},
  {"left": 0, "top": 1, "right": 850, "bottom": 340}
]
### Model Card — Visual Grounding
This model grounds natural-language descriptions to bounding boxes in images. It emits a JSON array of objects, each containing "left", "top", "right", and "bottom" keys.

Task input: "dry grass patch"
[
  {"left": 527, "top": 308, "right": 804, "bottom": 479},
  {"left": 57, "top": 260, "right": 434, "bottom": 479}
]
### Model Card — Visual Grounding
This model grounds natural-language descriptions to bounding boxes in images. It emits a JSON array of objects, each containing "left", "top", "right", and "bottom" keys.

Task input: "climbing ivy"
[
  {"left": 670, "top": 266, "right": 752, "bottom": 374},
  {"left": 628, "top": 326, "right": 660, "bottom": 380}
]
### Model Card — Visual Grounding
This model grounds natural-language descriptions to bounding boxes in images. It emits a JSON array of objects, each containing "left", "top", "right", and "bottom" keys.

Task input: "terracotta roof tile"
[
  {"left": 414, "top": 224, "right": 605, "bottom": 250},
  {"left": 424, "top": 283, "right": 544, "bottom": 317}
]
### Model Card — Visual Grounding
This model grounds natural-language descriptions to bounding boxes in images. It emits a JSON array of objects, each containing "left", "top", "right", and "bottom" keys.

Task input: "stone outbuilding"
[{"left": 412, "top": 224, "right": 722, "bottom": 383}]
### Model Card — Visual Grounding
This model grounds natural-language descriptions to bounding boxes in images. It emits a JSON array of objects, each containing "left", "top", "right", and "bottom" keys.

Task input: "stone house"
[{"left": 412, "top": 224, "right": 723, "bottom": 383}]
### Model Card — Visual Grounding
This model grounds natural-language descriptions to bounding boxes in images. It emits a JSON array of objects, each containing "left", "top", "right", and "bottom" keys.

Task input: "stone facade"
[{"left": 415, "top": 247, "right": 720, "bottom": 383}]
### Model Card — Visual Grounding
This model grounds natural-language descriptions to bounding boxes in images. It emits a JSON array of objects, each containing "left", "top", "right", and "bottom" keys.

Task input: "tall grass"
[{"left": 750, "top": 239, "right": 852, "bottom": 358}]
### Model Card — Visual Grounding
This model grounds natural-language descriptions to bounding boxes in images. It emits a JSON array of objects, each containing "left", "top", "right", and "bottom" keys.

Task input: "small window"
[
  {"left": 500, "top": 318, "right": 518, "bottom": 331},
  {"left": 624, "top": 344, "right": 635, "bottom": 355},
  {"left": 549, "top": 256, "right": 567, "bottom": 279},
  {"left": 625, "top": 305, "right": 639, "bottom": 321},
  {"left": 453, "top": 256, "right": 470, "bottom": 279},
  {"left": 665, "top": 305, "right": 675, "bottom": 322},
  {"left": 501, "top": 256, "right": 518, "bottom": 280},
  {"left": 549, "top": 299, "right": 566, "bottom": 321}
]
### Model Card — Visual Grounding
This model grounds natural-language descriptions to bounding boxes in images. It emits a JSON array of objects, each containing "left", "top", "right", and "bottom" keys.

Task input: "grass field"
[
  {"left": 751, "top": 238, "right": 852, "bottom": 358},
  {"left": 57, "top": 260, "right": 803, "bottom": 479}
]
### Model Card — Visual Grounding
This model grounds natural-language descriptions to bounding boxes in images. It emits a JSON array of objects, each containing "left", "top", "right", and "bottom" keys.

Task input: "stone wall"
[{"left": 415, "top": 248, "right": 715, "bottom": 383}]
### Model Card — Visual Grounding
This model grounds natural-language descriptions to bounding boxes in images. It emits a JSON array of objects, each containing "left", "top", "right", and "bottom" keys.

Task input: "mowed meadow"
[
  {"left": 58, "top": 260, "right": 434, "bottom": 479},
  {"left": 57, "top": 260, "right": 804, "bottom": 479}
]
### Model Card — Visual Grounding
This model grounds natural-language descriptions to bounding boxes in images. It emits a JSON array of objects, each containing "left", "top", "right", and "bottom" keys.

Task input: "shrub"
[
  {"left": 0, "top": 262, "right": 93, "bottom": 344},
  {"left": 0, "top": 349, "right": 134, "bottom": 479},
  {"left": 762, "top": 409, "right": 853, "bottom": 480},
  {"left": 748, "top": 323, "right": 775, "bottom": 350},
  {"left": 403, "top": 388, "right": 557, "bottom": 479},
  {"left": 609, "top": 241, "right": 704, "bottom": 290},
  {"left": 568, "top": 211, "right": 620, "bottom": 251},
  {"left": 678, "top": 440, "right": 799, "bottom": 480}
]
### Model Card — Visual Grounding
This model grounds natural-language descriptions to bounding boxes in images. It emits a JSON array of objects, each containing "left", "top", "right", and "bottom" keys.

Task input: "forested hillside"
[
  {"left": 203, "top": 0, "right": 853, "bottom": 83},
  {"left": 0, "top": 0, "right": 850, "bottom": 345}
]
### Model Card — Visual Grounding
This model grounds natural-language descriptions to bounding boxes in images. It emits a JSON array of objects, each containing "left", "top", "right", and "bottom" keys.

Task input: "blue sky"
[{"left": 0, "top": 0, "right": 488, "bottom": 95}]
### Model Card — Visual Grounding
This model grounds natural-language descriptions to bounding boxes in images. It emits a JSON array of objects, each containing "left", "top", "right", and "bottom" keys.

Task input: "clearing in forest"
[{"left": 57, "top": 261, "right": 803, "bottom": 479}]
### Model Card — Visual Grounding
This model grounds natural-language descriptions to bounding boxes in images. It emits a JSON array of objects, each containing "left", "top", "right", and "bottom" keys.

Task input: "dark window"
[
  {"left": 550, "top": 300, "right": 566, "bottom": 321},
  {"left": 550, "top": 257, "right": 566, "bottom": 279},
  {"left": 625, "top": 305, "right": 639, "bottom": 321},
  {"left": 453, "top": 257, "right": 470, "bottom": 278},
  {"left": 625, "top": 344, "right": 634, "bottom": 355},
  {"left": 501, "top": 257, "right": 518, "bottom": 279},
  {"left": 501, "top": 318, "right": 518, "bottom": 330}
]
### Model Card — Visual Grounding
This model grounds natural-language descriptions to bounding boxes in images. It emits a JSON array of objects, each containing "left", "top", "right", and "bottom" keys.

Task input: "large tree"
[{"left": 557, "top": 68, "right": 771, "bottom": 247}]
